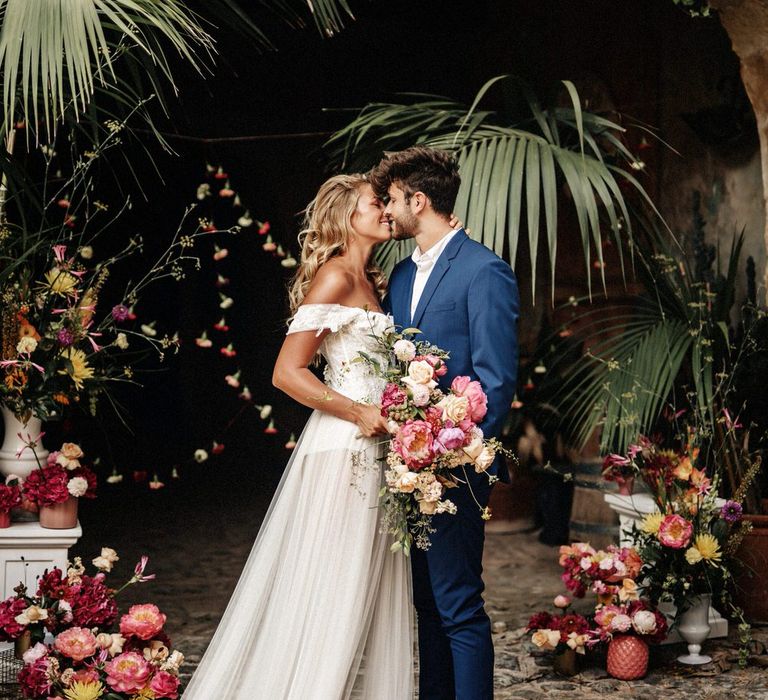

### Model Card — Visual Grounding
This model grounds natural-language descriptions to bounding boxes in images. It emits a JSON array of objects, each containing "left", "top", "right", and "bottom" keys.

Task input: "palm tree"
[{"left": 325, "top": 74, "right": 663, "bottom": 294}]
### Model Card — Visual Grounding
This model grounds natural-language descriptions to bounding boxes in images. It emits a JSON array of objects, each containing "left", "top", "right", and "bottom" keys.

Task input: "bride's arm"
[{"left": 272, "top": 333, "right": 387, "bottom": 437}]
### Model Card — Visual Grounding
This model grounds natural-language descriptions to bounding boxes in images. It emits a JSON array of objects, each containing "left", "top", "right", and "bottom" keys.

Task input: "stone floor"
[{"left": 72, "top": 473, "right": 768, "bottom": 699}]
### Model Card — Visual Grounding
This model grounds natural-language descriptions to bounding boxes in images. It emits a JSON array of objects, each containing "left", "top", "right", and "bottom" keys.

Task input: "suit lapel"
[{"left": 411, "top": 230, "right": 468, "bottom": 328}]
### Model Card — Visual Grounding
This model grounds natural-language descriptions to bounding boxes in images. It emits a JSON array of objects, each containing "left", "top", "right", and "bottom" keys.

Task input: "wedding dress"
[{"left": 183, "top": 304, "right": 414, "bottom": 699}]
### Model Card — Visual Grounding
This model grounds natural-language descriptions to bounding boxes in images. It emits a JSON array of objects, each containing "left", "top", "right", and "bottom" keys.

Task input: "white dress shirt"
[{"left": 410, "top": 229, "right": 459, "bottom": 318}]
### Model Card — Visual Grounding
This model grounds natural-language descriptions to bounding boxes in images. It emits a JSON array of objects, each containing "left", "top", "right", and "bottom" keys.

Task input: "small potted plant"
[
  {"left": 527, "top": 595, "right": 592, "bottom": 675},
  {"left": 21, "top": 442, "right": 96, "bottom": 529}
]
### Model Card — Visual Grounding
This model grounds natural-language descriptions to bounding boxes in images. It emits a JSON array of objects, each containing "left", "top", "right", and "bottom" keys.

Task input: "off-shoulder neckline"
[{"left": 296, "top": 303, "right": 388, "bottom": 317}]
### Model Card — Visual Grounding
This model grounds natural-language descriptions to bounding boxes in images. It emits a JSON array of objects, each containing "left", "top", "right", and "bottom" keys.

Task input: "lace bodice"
[{"left": 287, "top": 304, "right": 392, "bottom": 403}]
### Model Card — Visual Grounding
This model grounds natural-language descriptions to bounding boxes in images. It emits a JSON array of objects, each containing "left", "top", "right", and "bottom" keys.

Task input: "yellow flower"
[
  {"left": 64, "top": 681, "right": 105, "bottom": 700},
  {"left": 685, "top": 546, "right": 703, "bottom": 565},
  {"left": 58, "top": 348, "right": 94, "bottom": 390},
  {"left": 641, "top": 511, "right": 664, "bottom": 535},
  {"left": 692, "top": 533, "right": 722, "bottom": 562},
  {"left": 44, "top": 267, "right": 79, "bottom": 295}
]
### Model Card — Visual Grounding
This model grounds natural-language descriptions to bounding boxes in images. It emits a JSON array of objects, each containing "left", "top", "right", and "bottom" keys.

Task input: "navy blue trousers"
[{"left": 411, "top": 474, "right": 493, "bottom": 699}]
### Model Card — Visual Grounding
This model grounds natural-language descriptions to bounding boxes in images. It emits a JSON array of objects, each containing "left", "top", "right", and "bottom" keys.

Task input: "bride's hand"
[
  {"left": 449, "top": 213, "right": 464, "bottom": 230},
  {"left": 350, "top": 402, "right": 389, "bottom": 437}
]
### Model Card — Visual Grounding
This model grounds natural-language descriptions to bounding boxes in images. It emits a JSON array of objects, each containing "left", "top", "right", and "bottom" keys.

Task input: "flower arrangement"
[
  {"left": 592, "top": 599, "right": 668, "bottom": 645},
  {"left": 527, "top": 596, "right": 593, "bottom": 656},
  {"left": 358, "top": 327, "right": 509, "bottom": 553},
  {"left": 607, "top": 434, "right": 749, "bottom": 618},
  {"left": 2, "top": 549, "right": 185, "bottom": 699},
  {"left": 558, "top": 542, "right": 642, "bottom": 600},
  {"left": 20, "top": 442, "right": 96, "bottom": 508}
]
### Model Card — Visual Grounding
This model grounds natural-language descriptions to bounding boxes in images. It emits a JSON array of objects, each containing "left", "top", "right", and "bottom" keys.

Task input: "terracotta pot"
[
  {"left": 0, "top": 510, "right": 10, "bottom": 528},
  {"left": 39, "top": 496, "right": 78, "bottom": 529},
  {"left": 607, "top": 635, "right": 649, "bottom": 680},
  {"left": 14, "top": 629, "right": 31, "bottom": 660},
  {"left": 552, "top": 647, "right": 578, "bottom": 676},
  {"left": 734, "top": 500, "right": 768, "bottom": 623}
]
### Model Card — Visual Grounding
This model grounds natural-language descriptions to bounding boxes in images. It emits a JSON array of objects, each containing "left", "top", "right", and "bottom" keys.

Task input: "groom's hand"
[{"left": 349, "top": 402, "right": 390, "bottom": 437}]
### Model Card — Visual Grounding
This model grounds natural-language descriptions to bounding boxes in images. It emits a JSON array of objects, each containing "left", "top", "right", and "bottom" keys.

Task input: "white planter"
[
  {"left": 0, "top": 405, "right": 49, "bottom": 479},
  {"left": 677, "top": 594, "right": 712, "bottom": 665}
]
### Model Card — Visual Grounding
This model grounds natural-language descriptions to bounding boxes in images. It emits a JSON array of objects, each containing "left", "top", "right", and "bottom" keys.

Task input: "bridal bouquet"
[
  {"left": 358, "top": 325, "right": 506, "bottom": 553},
  {"left": 4, "top": 550, "right": 185, "bottom": 699}
]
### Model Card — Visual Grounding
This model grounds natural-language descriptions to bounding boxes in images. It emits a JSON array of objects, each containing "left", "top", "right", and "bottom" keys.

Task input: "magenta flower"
[
  {"left": 112, "top": 304, "right": 130, "bottom": 322},
  {"left": 721, "top": 500, "right": 743, "bottom": 523},
  {"left": 657, "top": 514, "right": 693, "bottom": 549},
  {"left": 57, "top": 327, "right": 75, "bottom": 346}
]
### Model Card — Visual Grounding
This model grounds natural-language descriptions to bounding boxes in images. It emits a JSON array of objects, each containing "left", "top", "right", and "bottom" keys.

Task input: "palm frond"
[
  {"left": 325, "top": 76, "right": 656, "bottom": 291},
  {"left": 0, "top": 0, "right": 213, "bottom": 140}
]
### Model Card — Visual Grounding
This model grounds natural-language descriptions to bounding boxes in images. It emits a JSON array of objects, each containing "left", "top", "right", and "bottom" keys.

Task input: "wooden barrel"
[{"left": 568, "top": 458, "right": 619, "bottom": 549}]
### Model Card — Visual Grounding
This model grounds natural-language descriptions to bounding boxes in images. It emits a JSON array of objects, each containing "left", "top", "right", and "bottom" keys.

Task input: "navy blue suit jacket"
[{"left": 384, "top": 230, "right": 519, "bottom": 481}]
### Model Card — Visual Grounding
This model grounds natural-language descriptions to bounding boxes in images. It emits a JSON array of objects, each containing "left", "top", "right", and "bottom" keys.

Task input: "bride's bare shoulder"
[{"left": 302, "top": 260, "right": 355, "bottom": 306}]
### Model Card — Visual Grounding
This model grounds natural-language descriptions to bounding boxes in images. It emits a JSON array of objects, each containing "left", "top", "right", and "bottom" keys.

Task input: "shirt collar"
[{"left": 411, "top": 229, "right": 459, "bottom": 266}]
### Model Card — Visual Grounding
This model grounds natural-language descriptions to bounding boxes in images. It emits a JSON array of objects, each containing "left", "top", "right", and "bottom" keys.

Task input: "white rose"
[
  {"left": 393, "top": 339, "right": 416, "bottom": 362},
  {"left": 472, "top": 446, "right": 495, "bottom": 473},
  {"left": 566, "top": 632, "right": 588, "bottom": 654},
  {"left": 531, "top": 629, "right": 561, "bottom": 650},
  {"left": 115, "top": 332, "right": 129, "bottom": 350},
  {"left": 56, "top": 454, "right": 81, "bottom": 471},
  {"left": 16, "top": 337, "right": 37, "bottom": 355},
  {"left": 97, "top": 632, "right": 126, "bottom": 657},
  {"left": 462, "top": 436, "right": 484, "bottom": 463},
  {"left": 610, "top": 614, "right": 632, "bottom": 632},
  {"left": 632, "top": 610, "right": 657, "bottom": 635},
  {"left": 67, "top": 476, "right": 88, "bottom": 497},
  {"left": 407, "top": 360, "right": 436, "bottom": 386},
  {"left": 15, "top": 605, "right": 48, "bottom": 625},
  {"left": 438, "top": 394, "right": 469, "bottom": 423},
  {"left": 57, "top": 599, "right": 73, "bottom": 623},
  {"left": 395, "top": 471, "right": 419, "bottom": 493},
  {"left": 410, "top": 383, "right": 431, "bottom": 407}
]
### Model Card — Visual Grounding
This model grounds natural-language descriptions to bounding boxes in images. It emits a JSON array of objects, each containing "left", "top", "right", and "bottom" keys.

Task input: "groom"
[{"left": 373, "top": 147, "right": 519, "bottom": 699}]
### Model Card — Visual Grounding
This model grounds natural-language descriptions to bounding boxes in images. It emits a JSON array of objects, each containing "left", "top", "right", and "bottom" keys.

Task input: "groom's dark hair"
[{"left": 370, "top": 146, "right": 460, "bottom": 217}]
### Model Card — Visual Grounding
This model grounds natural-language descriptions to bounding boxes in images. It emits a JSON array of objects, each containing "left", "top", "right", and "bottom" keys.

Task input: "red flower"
[
  {"left": 0, "top": 482, "right": 21, "bottom": 512},
  {"left": 36, "top": 568, "right": 68, "bottom": 600},
  {"left": 381, "top": 383, "right": 407, "bottom": 416},
  {"left": 67, "top": 574, "right": 118, "bottom": 628},
  {"left": 211, "top": 442, "right": 225, "bottom": 455},
  {"left": 258, "top": 221, "right": 271, "bottom": 235},
  {"left": 526, "top": 611, "right": 553, "bottom": 631},
  {"left": 22, "top": 466, "right": 69, "bottom": 507},
  {"left": 18, "top": 657, "right": 52, "bottom": 698},
  {"left": 0, "top": 597, "right": 28, "bottom": 641}
]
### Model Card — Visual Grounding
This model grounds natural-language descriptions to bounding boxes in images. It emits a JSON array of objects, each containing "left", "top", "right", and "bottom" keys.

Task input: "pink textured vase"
[
  {"left": 607, "top": 635, "right": 649, "bottom": 680},
  {"left": 39, "top": 496, "right": 78, "bottom": 529}
]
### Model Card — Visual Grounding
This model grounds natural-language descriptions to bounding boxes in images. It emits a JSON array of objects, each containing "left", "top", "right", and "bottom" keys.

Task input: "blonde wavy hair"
[{"left": 288, "top": 173, "right": 387, "bottom": 315}]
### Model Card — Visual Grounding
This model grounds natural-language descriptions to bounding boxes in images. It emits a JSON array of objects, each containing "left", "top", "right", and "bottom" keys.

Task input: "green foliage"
[{"left": 326, "top": 75, "right": 660, "bottom": 295}]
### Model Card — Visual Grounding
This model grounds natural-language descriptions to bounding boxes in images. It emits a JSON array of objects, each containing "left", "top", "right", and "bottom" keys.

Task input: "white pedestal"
[
  {"left": 0, "top": 520, "right": 81, "bottom": 651},
  {"left": 604, "top": 492, "right": 728, "bottom": 642}
]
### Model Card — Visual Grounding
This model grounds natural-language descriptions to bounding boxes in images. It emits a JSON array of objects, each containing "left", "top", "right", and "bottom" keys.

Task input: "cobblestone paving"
[{"left": 74, "top": 479, "right": 768, "bottom": 699}]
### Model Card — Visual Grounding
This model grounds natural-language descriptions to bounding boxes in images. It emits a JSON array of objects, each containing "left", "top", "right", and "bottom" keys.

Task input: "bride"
[{"left": 182, "top": 174, "right": 415, "bottom": 699}]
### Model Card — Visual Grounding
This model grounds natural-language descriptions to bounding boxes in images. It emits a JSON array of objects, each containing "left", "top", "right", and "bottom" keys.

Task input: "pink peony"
[
  {"left": 380, "top": 383, "right": 407, "bottom": 415},
  {"left": 71, "top": 668, "right": 101, "bottom": 684},
  {"left": 150, "top": 670, "right": 181, "bottom": 699},
  {"left": 426, "top": 354, "right": 448, "bottom": 377},
  {"left": 54, "top": 627, "right": 98, "bottom": 662},
  {"left": 435, "top": 426, "right": 466, "bottom": 453},
  {"left": 451, "top": 376, "right": 488, "bottom": 423},
  {"left": 393, "top": 420, "right": 435, "bottom": 469},
  {"left": 105, "top": 651, "right": 152, "bottom": 693},
  {"left": 120, "top": 604, "right": 167, "bottom": 640},
  {"left": 657, "top": 514, "right": 693, "bottom": 549}
]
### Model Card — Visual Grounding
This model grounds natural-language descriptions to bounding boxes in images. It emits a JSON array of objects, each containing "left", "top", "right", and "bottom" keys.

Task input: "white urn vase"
[
  {"left": 0, "top": 405, "right": 49, "bottom": 479},
  {"left": 677, "top": 594, "right": 712, "bottom": 665}
]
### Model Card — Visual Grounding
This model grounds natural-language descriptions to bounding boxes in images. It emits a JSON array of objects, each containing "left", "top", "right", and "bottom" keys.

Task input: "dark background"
[{"left": 56, "top": 0, "right": 742, "bottom": 517}]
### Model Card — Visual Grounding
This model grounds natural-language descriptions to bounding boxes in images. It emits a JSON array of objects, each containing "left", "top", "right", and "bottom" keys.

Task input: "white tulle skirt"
[{"left": 183, "top": 411, "right": 414, "bottom": 699}]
